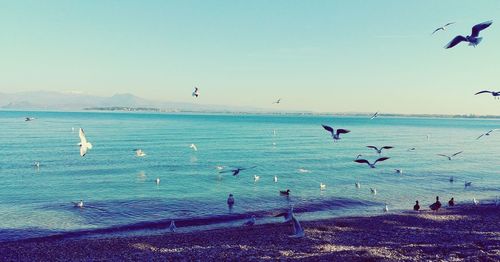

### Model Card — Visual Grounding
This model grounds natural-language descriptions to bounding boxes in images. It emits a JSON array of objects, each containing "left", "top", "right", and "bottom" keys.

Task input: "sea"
[{"left": 0, "top": 110, "right": 498, "bottom": 242}]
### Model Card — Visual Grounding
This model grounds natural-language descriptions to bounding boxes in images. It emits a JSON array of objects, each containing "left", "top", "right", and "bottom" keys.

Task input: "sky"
[{"left": 0, "top": 0, "right": 499, "bottom": 115}]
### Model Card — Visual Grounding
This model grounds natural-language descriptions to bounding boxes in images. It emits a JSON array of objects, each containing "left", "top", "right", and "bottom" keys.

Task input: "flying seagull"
[
  {"left": 273, "top": 98, "right": 282, "bottom": 104},
  {"left": 78, "top": 128, "right": 93, "bottom": 157},
  {"left": 437, "top": 151, "right": 463, "bottom": 160},
  {"left": 192, "top": 87, "right": 199, "bottom": 97},
  {"left": 289, "top": 215, "right": 305, "bottom": 238},
  {"left": 25, "top": 117, "right": 35, "bottom": 121},
  {"left": 432, "top": 22, "right": 455, "bottom": 34},
  {"left": 274, "top": 206, "right": 293, "bottom": 223},
  {"left": 476, "top": 129, "right": 498, "bottom": 139},
  {"left": 475, "top": 90, "right": 500, "bottom": 99},
  {"left": 190, "top": 144, "right": 198, "bottom": 151},
  {"left": 219, "top": 166, "right": 257, "bottom": 176},
  {"left": 322, "top": 125, "right": 350, "bottom": 141},
  {"left": 135, "top": 149, "right": 146, "bottom": 157},
  {"left": 366, "top": 146, "right": 393, "bottom": 154},
  {"left": 445, "top": 20, "right": 493, "bottom": 49},
  {"left": 370, "top": 111, "right": 379, "bottom": 120},
  {"left": 354, "top": 157, "right": 390, "bottom": 168}
]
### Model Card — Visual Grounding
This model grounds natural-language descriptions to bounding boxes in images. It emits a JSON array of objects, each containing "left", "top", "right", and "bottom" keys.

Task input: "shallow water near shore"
[{"left": 0, "top": 111, "right": 499, "bottom": 241}]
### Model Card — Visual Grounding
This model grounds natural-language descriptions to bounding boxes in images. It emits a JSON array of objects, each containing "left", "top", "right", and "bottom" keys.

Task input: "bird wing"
[
  {"left": 452, "top": 151, "right": 463, "bottom": 157},
  {"left": 370, "top": 112, "right": 378, "bottom": 119},
  {"left": 79, "top": 128, "right": 88, "bottom": 144},
  {"left": 336, "top": 129, "right": 350, "bottom": 135},
  {"left": 291, "top": 215, "right": 303, "bottom": 235},
  {"left": 381, "top": 146, "right": 394, "bottom": 150},
  {"left": 437, "top": 154, "right": 450, "bottom": 158},
  {"left": 80, "top": 146, "right": 87, "bottom": 157},
  {"left": 354, "top": 159, "right": 370, "bottom": 165},
  {"left": 219, "top": 169, "right": 236, "bottom": 174},
  {"left": 444, "top": 35, "right": 467, "bottom": 49},
  {"left": 444, "top": 22, "right": 455, "bottom": 27},
  {"left": 374, "top": 157, "right": 390, "bottom": 164},
  {"left": 471, "top": 20, "right": 493, "bottom": 38},
  {"left": 432, "top": 27, "right": 443, "bottom": 34},
  {"left": 474, "top": 90, "right": 492, "bottom": 95},
  {"left": 366, "top": 146, "right": 379, "bottom": 151},
  {"left": 322, "top": 125, "right": 334, "bottom": 133},
  {"left": 476, "top": 134, "right": 485, "bottom": 140}
]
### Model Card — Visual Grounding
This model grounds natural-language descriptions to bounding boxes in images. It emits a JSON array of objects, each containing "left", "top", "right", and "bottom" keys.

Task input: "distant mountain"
[{"left": 0, "top": 91, "right": 269, "bottom": 113}]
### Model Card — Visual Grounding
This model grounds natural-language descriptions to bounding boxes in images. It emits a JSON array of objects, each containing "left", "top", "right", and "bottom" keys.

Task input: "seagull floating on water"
[
  {"left": 253, "top": 175, "right": 260, "bottom": 182},
  {"left": 33, "top": 161, "right": 40, "bottom": 168},
  {"left": 169, "top": 220, "right": 177, "bottom": 232},
  {"left": 73, "top": 200, "right": 84, "bottom": 208},
  {"left": 367, "top": 146, "right": 393, "bottom": 154},
  {"left": 298, "top": 168, "right": 311, "bottom": 173},
  {"left": 445, "top": 21, "right": 493, "bottom": 49},
  {"left": 274, "top": 176, "right": 278, "bottom": 183},
  {"left": 320, "top": 183, "right": 326, "bottom": 191},
  {"left": 370, "top": 188, "right": 377, "bottom": 195},
  {"left": 413, "top": 201, "right": 420, "bottom": 211},
  {"left": 190, "top": 144, "right": 198, "bottom": 151},
  {"left": 322, "top": 125, "right": 350, "bottom": 141},
  {"left": 477, "top": 129, "right": 498, "bottom": 139},
  {"left": 449, "top": 176, "right": 455, "bottom": 183},
  {"left": 355, "top": 182, "right": 361, "bottom": 189},
  {"left": 135, "top": 149, "right": 146, "bottom": 157},
  {"left": 25, "top": 117, "right": 35, "bottom": 122},
  {"left": 395, "top": 169, "right": 403, "bottom": 175},
  {"left": 78, "top": 128, "right": 93, "bottom": 157},
  {"left": 243, "top": 215, "right": 256, "bottom": 226},
  {"left": 432, "top": 22, "right": 455, "bottom": 34},
  {"left": 289, "top": 215, "right": 305, "bottom": 238},
  {"left": 219, "top": 166, "right": 257, "bottom": 176},
  {"left": 437, "top": 151, "right": 463, "bottom": 161},
  {"left": 192, "top": 87, "right": 199, "bottom": 97},
  {"left": 155, "top": 178, "right": 160, "bottom": 185},
  {"left": 354, "top": 157, "right": 390, "bottom": 168},
  {"left": 407, "top": 148, "right": 416, "bottom": 151},
  {"left": 475, "top": 90, "right": 500, "bottom": 99}
]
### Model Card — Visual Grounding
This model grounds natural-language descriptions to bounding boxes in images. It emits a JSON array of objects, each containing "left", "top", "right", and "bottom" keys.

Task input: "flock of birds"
[{"left": 24, "top": 20, "right": 499, "bottom": 238}]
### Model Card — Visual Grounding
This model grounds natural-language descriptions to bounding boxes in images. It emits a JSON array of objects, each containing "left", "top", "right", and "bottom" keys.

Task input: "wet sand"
[{"left": 0, "top": 204, "right": 499, "bottom": 261}]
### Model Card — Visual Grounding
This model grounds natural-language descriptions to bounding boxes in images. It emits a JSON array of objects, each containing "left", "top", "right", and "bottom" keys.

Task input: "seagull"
[
  {"left": 73, "top": 200, "right": 84, "bottom": 208},
  {"left": 366, "top": 146, "right": 394, "bottom": 154},
  {"left": 475, "top": 90, "right": 500, "bottom": 99},
  {"left": 298, "top": 168, "right": 311, "bottom": 173},
  {"left": 320, "top": 183, "right": 326, "bottom": 191},
  {"left": 473, "top": 198, "right": 479, "bottom": 206},
  {"left": 322, "top": 125, "right": 350, "bottom": 141},
  {"left": 429, "top": 196, "right": 442, "bottom": 211},
  {"left": 449, "top": 176, "right": 455, "bottom": 183},
  {"left": 355, "top": 154, "right": 363, "bottom": 160},
  {"left": 395, "top": 169, "right": 403, "bottom": 175},
  {"left": 169, "top": 220, "right": 177, "bottom": 232},
  {"left": 33, "top": 161, "right": 40, "bottom": 168},
  {"left": 383, "top": 204, "right": 389, "bottom": 213},
  {"left": 192, "top": 87, "right": 199, "bottom": 97},
  {"left": 253, "top": 175, "right": 260, "bottom": 182},
  {"left": 219, "top": 166, "right": 257, "bottom": 176},
  {"left": 448, "top": 197, "right": 455, "bottom": 207},
  {"left": 78, "top": 128, "right": 93, "bottom": 157},
  {"left": 273, "top": 129, "right": 277, "bottom": 136},
  {"left": 135, "top": 149, "right": 146, "bottom": 157},
  {"left": 464, "top": 181, "right": 472, "bottom": 188},
  {"left": 273, "top": 98, "right": 282, "bottom": 104},
  {"left": 289, "top": 215, "right": 305, "bottom": 238},
  {"left": 190, "top": 144, "right": 198, "bottom": 151},
  {"left": 495, "top": 196, "right": 499, "bottom": 206},
  {"left": 280, "top": 189, "right": 291, "bottom": 196},
  {"left": 243, "top": 215, "right": 256, "bottom": 226},
  {"left": 215, "top": 165, "right": 225, "bottom": 171},
  {"left": 407, "top": 147, "right": 416, "bottom": 151},
  {"left": 155, "top": 178, "right": 160, "bottom": 185},
  {"left": 432, "top": 22, "right": 455, "bottom": 34},
  {"left": 445, "top": 21, "right": 493, "bottom": 49},
  {"left": 370, "top": 188, "right": 377, "bottom": 195},
  {"left": 274, "top": 176, "right": 278, "bottom": 183},
  {"left": 354, "top": 157, "right": 390, "bottom": 168},
  {"left": 274, "top": 206, "right": 293, "bottom": 223},
  {"left": 227, "top": 194, "right": 235, "bottom": 206},
  {"left": 370, "top": 111, "right": 379, "bottom": 120},
  {"left": 426, "top": 134, "right": 430, "bottom": 141},
  {"left": 25, "top": 117, "right": 35, "bottom": 121},
  {"left": 437, "top": 151, "right": 463, "bottom": 161},
  {"left": 413, "top": 201, "right": 420, "bottom": 211},
  {"left": 477, "top": 129, "right": 498, "bottom": 139},
  {"left": 355, "top": 182, "right": 361, "bottom": 189}
]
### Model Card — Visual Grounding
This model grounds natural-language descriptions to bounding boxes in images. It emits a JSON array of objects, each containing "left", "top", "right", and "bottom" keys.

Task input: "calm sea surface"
[{"left": 0, "top": 111, "right": 498, "bottom": 241}]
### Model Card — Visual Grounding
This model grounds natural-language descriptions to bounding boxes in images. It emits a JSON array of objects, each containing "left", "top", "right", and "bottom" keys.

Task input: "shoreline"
[{"left": 1, "top": 204, "right": 498, "bottom": 261}]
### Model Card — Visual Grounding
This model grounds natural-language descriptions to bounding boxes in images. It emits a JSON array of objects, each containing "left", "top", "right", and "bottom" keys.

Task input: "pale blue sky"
[{"left": 1, "top": 1, "right": 499, "bottom": 114}]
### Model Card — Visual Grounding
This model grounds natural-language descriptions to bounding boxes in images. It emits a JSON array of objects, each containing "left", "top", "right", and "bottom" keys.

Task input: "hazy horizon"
[{"left": 1, "top": 1, "right": 500, "bottom": 115}]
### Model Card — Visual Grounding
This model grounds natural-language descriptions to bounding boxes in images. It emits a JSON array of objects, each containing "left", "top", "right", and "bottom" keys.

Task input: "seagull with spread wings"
[
  {"left": 445, "top": 21, "right": 493, "bottom": 49},
  {"left": 366, "top": 146, "right": 394, "bottom": 154},
  {"left": 477, "top": 129, "right": 498, "bottom": 139},
  {"left": 322, "top": 125, "right": 350, "bottom": 141},
  {"left": 354, "top": 157, "right": 390, "bottom": 168},
  {"left": 432, "top": 22, "right": 455, "bottom": 34},
  {"left": 475, "top": 90, "right": 500, "bottom": 99},
  {"left": 78, "top": 128, "right": 93, "bottom": 157},
  {"left": 437, "top": 151, "right": 463, "bottom": 160},
  {"left": 219, "top": 166, "right": 257, "bottom": 176}
]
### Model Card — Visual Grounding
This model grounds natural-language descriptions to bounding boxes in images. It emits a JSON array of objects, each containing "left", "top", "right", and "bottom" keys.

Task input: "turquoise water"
[{"left": 0, "top": 111, "right": 498, "bottom": 241}]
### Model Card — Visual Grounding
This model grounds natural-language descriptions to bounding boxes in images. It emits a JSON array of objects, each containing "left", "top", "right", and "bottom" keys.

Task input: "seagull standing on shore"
[
  {"left": 432, "top": 22, "right": 455, "bottom": 34},
  {"left": 354, "top": 157, "right": 390, "bottom": 168},
  {"left": 437, "top": 151, "right": 463, "bottom": 160},
  {"left": 475, "top": 90, "right": 500, "bottom": 99},
  {"left": 473, "top": 198, "right": 479, "bottom": 206},
  {"left": 78, "top": 128, "right": 93, "bottom": 157},
  {"left": 243, "top": 215, "right": 256, "bottom": 226},
  {"left": 367, "top": 146, "right": 393, "bottom": 154},
  {"left": 192, "top": 87, "right": 199, "bottom": 97},
  {"left": 476, "top": 129, "right": 498, "bottom": 139},
  {"left": 445, "top": 21, "right": 493, "bottom": 49},
  {"left": 322, "top": 125, "right": 350, "bottom": 141},
  {"left": 289, "top": 215, "right": 305, "bottom": 238},
  {"left": 383, "top": 204, "right": 389, "bottom": 213}
]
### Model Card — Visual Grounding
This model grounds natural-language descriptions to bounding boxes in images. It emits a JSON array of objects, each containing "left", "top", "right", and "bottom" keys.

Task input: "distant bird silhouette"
[
  {"left": 407, "top": 147, "right": 416, "bottom": 151},
  {"left": 25, "top": 117, "right": 35, "bottom": 121},
  {"left": 464, "top": 181, "right": 472, "bottom": 188},
  {"left": 477, "top": 129, "right": 498, "bottom": 139},
  {"left": 169, "top": 220, "right": 177, "bottom": 232},
  {"left": 413, "top": 200, "right": 420, "bottom": 211},
  {"left": 475, "top": 90, "right": 500, "bottom": 99},
  {"left": 370, "top": 188, "right": 377, "bottom": 195},
  {"left": 322, "top": 125, "right": 350, "bottom": 141},
  {"left": 370, "top": 111, "right": 379, "bottom": 120},
  {"left": 445, "top": 21, "right": 493, "bottom": 49},
  {"left": 273, "top": 98, "right": 282, "bottom": 104},
  {"left": 355, "top": 182, "right": 361, "bottom": 189},
  {"left": 432, "top": 22, "right": 455, "bottom": 34},
  {"left": 367, "top": 146, "right": 393, "bottom": 154},
  {"left": 449, "top": 176, "right": 455, "bottom": 183},
  {"left": 320, "top": 183, "right": 326, "bottom": 191},
  {"left": 383, "top": 204, "right": 389, "bottom": 213},
  {"left": 192, "top": 87, "right": 199, "bottom": 97},
  {"left": 219, "top": 166, "right": 257, "bottom": 176},
  {"left": 395, "top": 169, "right": 403, "bottom": 175},
  {"left": 437, "top": 151, "right": 463, "bottom": 160},
  {"left": 243, "top": 215, "right": 256, "bottom": 226},
  {"left": 448, "top": 197, "right": 455, "bottom": 207},
  {"left": 429, "top": 196, "right": 442, "bottom": 211},
  {"left": 354, "top": 157, "right": 390, "bottom": 168},
  {"left": 280, "top": 189, "right": 291, "bottom": 196},
  {"left": 227, "top": 194, "right": 235, "bottom": 206},
  {"left": 355, "top": 154, "right": 363, "bottom": 160}
]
